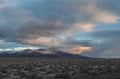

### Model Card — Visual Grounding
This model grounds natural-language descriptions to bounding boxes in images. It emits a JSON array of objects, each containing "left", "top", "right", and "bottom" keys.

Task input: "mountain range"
[{"left": 0, "top": 48, "right": 90, "bottom": 58}]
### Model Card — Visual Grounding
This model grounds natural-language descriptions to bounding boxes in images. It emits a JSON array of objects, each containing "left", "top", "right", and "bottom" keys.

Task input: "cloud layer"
[
  {"left": 83, "top": 29, "right": 120, "bottom": 58},
  {"left": 0, "top": 0, "right": 120, "bottom": 58}
]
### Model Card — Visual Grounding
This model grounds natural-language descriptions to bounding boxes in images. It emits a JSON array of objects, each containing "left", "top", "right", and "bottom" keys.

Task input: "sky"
[{"left": 0, "top": 0, "right": 120, "bottom": 58}]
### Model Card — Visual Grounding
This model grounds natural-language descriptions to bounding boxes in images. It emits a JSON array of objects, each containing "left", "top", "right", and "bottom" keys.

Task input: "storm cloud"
[{"left": 0, "top": 0, "right": 120, "bottom": 58}]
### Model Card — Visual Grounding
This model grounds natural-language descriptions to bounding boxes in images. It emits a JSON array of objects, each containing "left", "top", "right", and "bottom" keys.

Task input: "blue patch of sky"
[{"left": 94, "top": 22, "right": 120, "bottom": 31}]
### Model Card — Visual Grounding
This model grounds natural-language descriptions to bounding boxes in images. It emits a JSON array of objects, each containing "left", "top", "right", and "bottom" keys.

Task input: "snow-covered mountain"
[{"left": 0, "top": 48, "right": 90, "bottom": 58}]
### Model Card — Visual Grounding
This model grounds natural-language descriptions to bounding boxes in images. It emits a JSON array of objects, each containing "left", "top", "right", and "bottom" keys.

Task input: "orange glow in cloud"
[
  {"left": 21, "top": 37, "right": 60, "bottom": 46},
  {"left": 82, "top": 23, "right": 95, "bottom": 32},
  {"left": 70, "top": 45, "right": 92, "bottom": 54}
]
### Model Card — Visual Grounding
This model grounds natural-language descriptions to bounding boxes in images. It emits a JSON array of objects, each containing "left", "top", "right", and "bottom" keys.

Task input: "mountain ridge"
[{"left": 0, "top": 48, "right": 91, "bottom": 58}]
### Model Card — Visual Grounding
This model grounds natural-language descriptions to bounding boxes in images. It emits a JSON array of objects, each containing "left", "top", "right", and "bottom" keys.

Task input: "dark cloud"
[{"left": 96, "top": 0, "right": 120, "bottom": 15}]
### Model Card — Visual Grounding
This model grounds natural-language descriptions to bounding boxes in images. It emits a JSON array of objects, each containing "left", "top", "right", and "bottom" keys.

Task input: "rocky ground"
[{"left": 0, "top": 58, "right": 120, "bottom": 79}]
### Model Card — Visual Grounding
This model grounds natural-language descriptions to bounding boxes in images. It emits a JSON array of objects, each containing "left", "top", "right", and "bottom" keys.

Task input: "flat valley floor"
[{"left": 0, "top": 58, "right": 120, "bottom": 79}]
